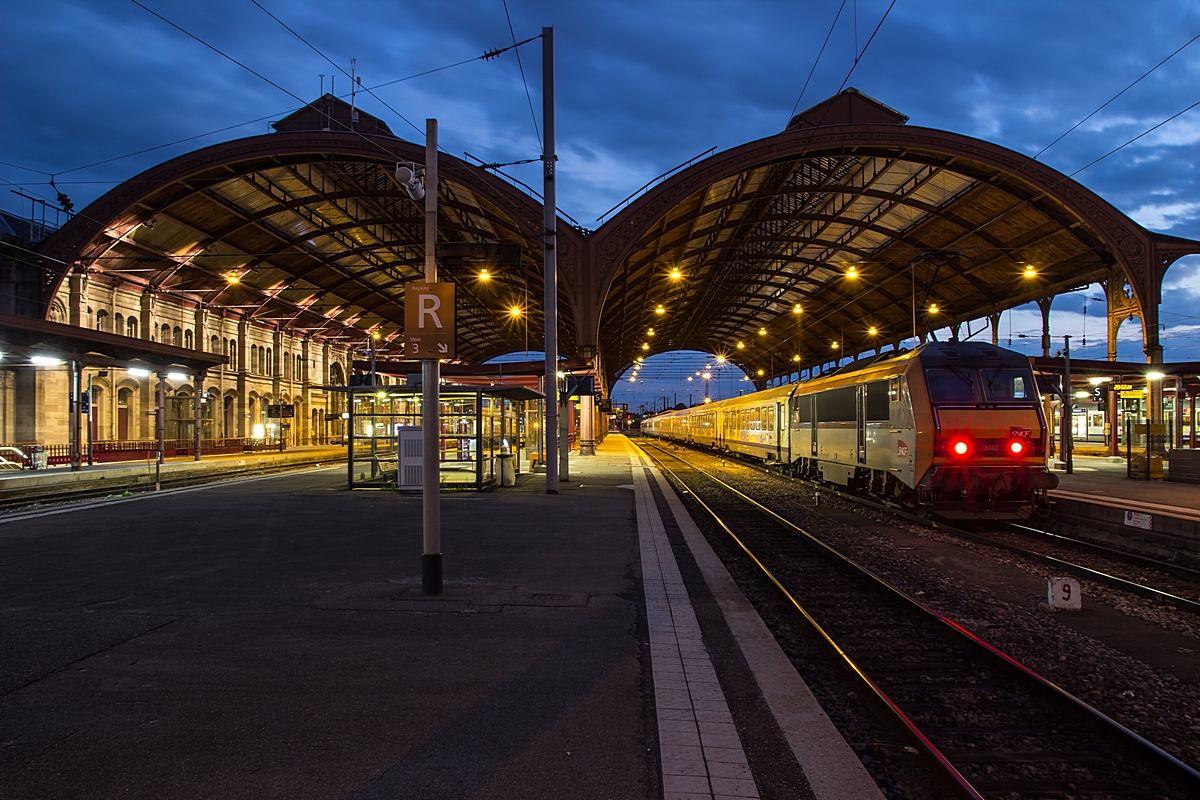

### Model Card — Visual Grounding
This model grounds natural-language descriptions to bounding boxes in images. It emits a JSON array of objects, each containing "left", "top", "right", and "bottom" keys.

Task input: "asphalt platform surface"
[{"left": 0, "top": 456, "right": 653, "bottom": 799}]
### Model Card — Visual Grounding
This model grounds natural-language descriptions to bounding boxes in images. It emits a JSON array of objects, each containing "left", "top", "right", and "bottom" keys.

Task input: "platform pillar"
[{"left": 580, "top": 393, "right": 595, "bottom": 455}]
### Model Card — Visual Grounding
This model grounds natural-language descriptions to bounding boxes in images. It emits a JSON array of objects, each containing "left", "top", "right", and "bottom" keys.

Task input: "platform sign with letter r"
[{"left": 405, "top": 282, "right": 456, "bottom": 359}]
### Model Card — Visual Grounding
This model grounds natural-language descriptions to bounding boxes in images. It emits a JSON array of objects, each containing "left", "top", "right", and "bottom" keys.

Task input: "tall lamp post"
[{"left": 542, "top": 25, "right": 560, "bottom": 493}]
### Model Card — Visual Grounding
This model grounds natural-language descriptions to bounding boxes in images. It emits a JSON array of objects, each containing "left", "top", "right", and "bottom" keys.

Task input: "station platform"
[
  {"left": 1048, "top": 455, "right": 1200, "bottom": 555},
  {"left": 0, "top": 444, "right": 344, "bottom": 498},
  {"left": 0, "top": 434, "right": 878, "bottom": 800}
]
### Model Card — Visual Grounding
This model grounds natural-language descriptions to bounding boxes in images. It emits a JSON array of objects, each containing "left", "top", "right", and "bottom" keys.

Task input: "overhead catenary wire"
[
  {"left": 502, "top": 0, "right": 542, "bottom": 150},
  {"left": 787, "top": 0, "right": 848, "bottom": 123}
]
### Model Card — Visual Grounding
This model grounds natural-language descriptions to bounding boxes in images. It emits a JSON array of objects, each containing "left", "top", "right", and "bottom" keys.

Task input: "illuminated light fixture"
[
  {"left": 376, "top": 391, "right": 387, "bottom": 399},
  {"left": 127, "top": 367, "right": 150, "bottom": 377},
  {"left": 1009, "top": 440, "right": 1025, "bottom": 455},
  {"left": 952, "top": 440, "right": 969, "bottom": 456},
  {"left": 757, "top": 369, "right": 765, "bottom": 376},
  {"left": 372, "top": 331, "right": 381, "bottom": 340},
  {"left": 687, "top": 376, "right": 693, "bottom": 382},
  {"left": 642, "top": 343, "right": 650, "bottom": 350},
  {"left": 868, "top": 326, "right": 878, "bottom": 336},
  {"left": 1022, "top": 265, "right": 1037, "bottom": 278},
  {"left": 167, "top": 372, "right": 187, "bottom": 381},
  {"left": 556, "top": 371, "right": 565, "bottom": 378},
  {"left": 669, "top": 268, "right": 683, "bottom": 280},
  {"left": 793, "top": 304, "right": 802, "bottom": 314},
  {"left": 758, "top": 328, "right": 767, "bottom": 337},
  {"left": 846, "top": 266, "right": 859, "bottom": 279},
  {"left": 479, "top": 269, "right": 491, "bottom": 281},
  {"left": 716, "top": 355, "right": 726, "bottom": 363},
  {"left": 30, "top": 355, "right": 63, "bottom": 367},
  {"left": 792, "top": 354, "right": 801, "bottom": 362},
  {"left": 736, "top": 341, "right": 745, "bottom": 350},
  {"left": 341, "top": 411, "right": 349, "bottom": 420},
  {"left": 1146, "top": 371, "right": 1165, "bottom": 381},
  {"left": 648, "top": 329, "right": 655, "bottom": 336},
  {"left": 703, "top": 372, "right": 712, "bottom": 380},
  {"left": 928, "top": 303, "right": 940, "bottom": 314},
  {"left": 1074, "top": 390, "right": 1090, "bottom": 399},
  {"left": 226, "top": 273, "right": 241, "bottom": 284},
  {"left": 655, "top": 304, "right": 665, "bottom": 315},
  {"left": 1088, "top": 376, "right": 1110, "bottom": 385},
  {"left": 509, "top": 306, "right": 521, "bottom": 317},
  {"left": 629, "top": 376, "right": 636, "bottom": 382},
  {"left": 704, "top": 396, "right": 711, "bottom": 403},
  {"left": 636, "top": 356, "right": 644, "bottom": 362},
  {"left": 831, "top": 341, "right": 839, "bottom": 350}
]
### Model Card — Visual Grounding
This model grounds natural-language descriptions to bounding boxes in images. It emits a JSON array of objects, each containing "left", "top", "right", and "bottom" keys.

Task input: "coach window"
[{"left": 817, "top": 386, "right": 856, "bottom": 423}]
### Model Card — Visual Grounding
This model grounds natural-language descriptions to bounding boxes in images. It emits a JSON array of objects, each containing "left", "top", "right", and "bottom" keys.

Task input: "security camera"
[{"left": 395, "top": 162, "right": 425, "bottom": 202}]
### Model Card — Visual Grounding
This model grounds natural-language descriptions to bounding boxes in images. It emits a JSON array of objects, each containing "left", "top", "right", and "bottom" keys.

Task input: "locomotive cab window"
[
  {"left": 925, "top": 368, "right": 980, "bottom": 403},
  {"left": 982, "top": 368, "right": 1034, "bottom": 401},
  {"left": 865, "top": 381, "right": 889, "bottom": 423}
]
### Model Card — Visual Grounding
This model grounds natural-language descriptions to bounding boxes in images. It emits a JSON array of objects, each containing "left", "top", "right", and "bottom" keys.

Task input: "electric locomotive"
[{"left": 642, "top": 342, "right": 1057, "bottom": 518}]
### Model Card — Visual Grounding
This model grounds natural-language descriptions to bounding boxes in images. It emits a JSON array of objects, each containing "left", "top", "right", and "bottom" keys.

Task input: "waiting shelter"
[{"left": 333, "top": 382, "right": 541, "bottom": 490}]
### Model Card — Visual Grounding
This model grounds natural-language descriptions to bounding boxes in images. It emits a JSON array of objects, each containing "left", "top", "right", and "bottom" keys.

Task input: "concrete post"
[
  {"left": 237, "top": 319, "right": 248, "bottom": 437},
  {"left": 542, "top": 26, "right": 560, "bottom": 493},
  {"left": 580, "top": 393, "right": 595, "bottom": 455},
  {"left": 422, "top": 118, "right": 442, "bottom": 596}
]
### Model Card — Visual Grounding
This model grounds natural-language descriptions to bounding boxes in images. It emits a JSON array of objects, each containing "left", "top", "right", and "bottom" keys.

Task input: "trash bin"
[
  {"left": 497, "top": 453, "right": 515, "bottom": 486},
  {"left": 31, "top": 446, "right": 47, "bottom": 471}
]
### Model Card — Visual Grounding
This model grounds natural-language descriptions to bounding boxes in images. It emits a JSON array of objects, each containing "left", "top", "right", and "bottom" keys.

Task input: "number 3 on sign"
[{"left": 1047, "top": 577, "right": 1081, "bottom": 610}]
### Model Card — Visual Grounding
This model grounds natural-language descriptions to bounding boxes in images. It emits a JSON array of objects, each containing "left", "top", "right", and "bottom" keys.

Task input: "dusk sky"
[{"left": 3, "top": 1, "right": 1200, "bottom": 412}]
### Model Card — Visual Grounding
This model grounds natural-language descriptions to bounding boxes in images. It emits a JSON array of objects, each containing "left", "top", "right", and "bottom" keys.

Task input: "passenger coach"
[{"left": 642, "top": 342, "right": 1058, "bottom": 518}]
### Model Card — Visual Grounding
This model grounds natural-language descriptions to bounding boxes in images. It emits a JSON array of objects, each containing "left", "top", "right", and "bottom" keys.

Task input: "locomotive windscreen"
[
  {"left": 925, "top": 368, "right": 980, "bottom": 403},
  {"left": 982, "top": 368, "right": 1033, "bottom": 401}
]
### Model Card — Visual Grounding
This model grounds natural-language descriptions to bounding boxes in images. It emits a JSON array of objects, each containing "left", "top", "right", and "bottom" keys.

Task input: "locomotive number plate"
[{"left": 1010, "top": 427, "right": 1032, "bottom": 438}]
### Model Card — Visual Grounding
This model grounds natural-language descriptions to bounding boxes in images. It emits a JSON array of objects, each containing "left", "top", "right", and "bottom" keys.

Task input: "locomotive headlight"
[
  {"left": 952, "top": 440, "right": 969, "bottom": 456},
  {"left": 1009, "top": 440, "right": 1025, "bottom": 455}
]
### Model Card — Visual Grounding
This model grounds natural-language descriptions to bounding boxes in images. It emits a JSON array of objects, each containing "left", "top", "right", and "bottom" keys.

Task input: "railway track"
[
  {"left": 0, "top": 457, "right": 334, "bottom": 515},
  {"left": 671, "top": 435, "right": 1200, "bottom": 619},
  {"left": 638, "top": 440, "right": 1200, "bottom": 799}
]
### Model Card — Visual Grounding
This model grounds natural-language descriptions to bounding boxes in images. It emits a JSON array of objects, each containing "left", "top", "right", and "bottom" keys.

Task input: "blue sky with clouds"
[{"left": 3, "top": 1, "right": 1200, "bottom": 411}]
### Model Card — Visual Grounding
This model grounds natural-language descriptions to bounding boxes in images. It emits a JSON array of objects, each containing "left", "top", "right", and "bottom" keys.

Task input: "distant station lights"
[
  {"left": 792, "top": 354, "right": 801, "bottom": 362},
  {"left": 868, "top": 326, "right": 878, "bottom": 336},
  {"left": 793, "top": 304, "right": 803, "bottom": 314},
  {"left": 655, "top": 304, "right": 666, "bottom": 315},
  {"left": 758, "top": 328, "right": 767, "bottom": 336},
  {"left": 1023, "top": 264, "right": 1037, "bottom": 279},
  {"left": 225, "top": 272, "right": 240, "bottom": 284},
  {"left": 509, "top": 306, "right": 521, "bottom": 317},
  {"left": 737, "top": 341, "right": 745, "bottom": 350},
  {"left": 479, "top": 269, "right": 492, "bottom": 281},
  {"left": 928, "top": 303, "right": 940, "bottom": 315},
  {"left": 845, "top": 266, "right": 859, "bottom": 279},
  {"left": 669, "top": 268, "right": 683, "bottom": 280},
  {"left": 642, "top": 343, "right": 650, "bottom": 350}
]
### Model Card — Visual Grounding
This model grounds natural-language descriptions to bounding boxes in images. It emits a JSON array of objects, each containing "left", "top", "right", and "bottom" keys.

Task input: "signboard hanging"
[{"left": 405, "top": 282, "right": 456, "bottom": 359}]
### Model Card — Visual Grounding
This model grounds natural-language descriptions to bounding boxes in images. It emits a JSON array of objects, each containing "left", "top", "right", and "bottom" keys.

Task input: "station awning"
[{"left": 0, "top": 311, "right": 226, "bottom": 372}]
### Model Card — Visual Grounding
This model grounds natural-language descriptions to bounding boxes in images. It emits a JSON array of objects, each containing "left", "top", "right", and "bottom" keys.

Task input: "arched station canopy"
[
  {"left": 589, "top": 89, "right": 1200, "bottom": 388},
  {"left": 39, "top": 96, "right": 579, "bottom": 362}
]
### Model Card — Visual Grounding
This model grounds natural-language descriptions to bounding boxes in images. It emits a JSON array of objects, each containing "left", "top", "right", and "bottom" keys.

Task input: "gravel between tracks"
[{"left": 651, "top": 442, "right": 1200, "bottom": 792}]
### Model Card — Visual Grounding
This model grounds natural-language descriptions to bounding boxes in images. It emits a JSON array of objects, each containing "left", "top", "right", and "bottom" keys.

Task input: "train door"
[
  {"left": 775, "top": 401, "right": 784, "bottom": 462},
  {"left": 856, "top": 385, "right": 867, "bottom": 464},
  {"left": 809, "top": 395, "right": 818, "bottom": 458}
]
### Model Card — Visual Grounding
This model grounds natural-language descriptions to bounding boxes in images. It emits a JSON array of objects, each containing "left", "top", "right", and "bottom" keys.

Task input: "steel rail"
[{"left": 637, "top": 439, "right": 1200, "bottom": 793}]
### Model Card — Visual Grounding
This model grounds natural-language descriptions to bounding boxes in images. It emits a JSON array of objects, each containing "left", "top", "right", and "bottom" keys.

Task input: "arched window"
[
  {"left": 211, "top": 335, "right": 219, "bottom": 354},
  {"left": 184, "top": 329, "right": 194, "bottom": 349},
  {"left": 266, "top": 347, "right": 273, "bottom": 375},
  {"left": 127, "top": 318, "right": 139, "bottom": 338},
  {"left": 283, "top": 351, "right": 290, "bottom": 380},
  {"left": 114, "top": 313, "right": 123, "bottom": 336},
  {"left": 159, "top": 324, "right": 168, "bottom": 343},
  {"left": 229, "top": 344, "right": 237, "bottom": 372},
  {"left": 96, "top": 309, "right": 108, "bottom": 332},
  {"left": 296, "top": 354, "right": 303, "bottom": 381},
  {"left": 251, "top": 345, "right": 259, "bottom": 374},
  {"left": 172, "top": 326, "right": 182, "bottom": 347}
]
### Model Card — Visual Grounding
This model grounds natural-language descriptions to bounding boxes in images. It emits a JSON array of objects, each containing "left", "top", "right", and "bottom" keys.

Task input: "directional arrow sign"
[{"left": 405, "top": 282, "right": 456, "bottom": 359}]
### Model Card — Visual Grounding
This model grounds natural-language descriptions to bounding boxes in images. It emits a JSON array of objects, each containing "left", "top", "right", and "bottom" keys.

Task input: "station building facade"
[{"left": 1, "top": 210, "right": 354, "bottom": 449}]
